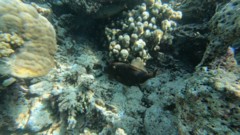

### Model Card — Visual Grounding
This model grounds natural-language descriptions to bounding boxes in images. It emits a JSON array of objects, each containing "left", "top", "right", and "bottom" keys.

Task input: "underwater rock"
[
  {"left": 173, "top": 23, "right": 209, "bottom": 66},
  {"left": 110, "top": 86, "right": 146, "bottom": 134},
  {"left": 26, "top": 98, "right": 53, "bottom": 132},
  {"left": 63, "top": 0, "right": 143, "bottom": 17},
  {"left": 144, "top": 106, "right": 178, "bottom": 135},
  {"left": 177, "top": 69, "right": 240, "bottom": 134},
  {"left": 29, "top": 81, "right": 53, "bottom": 96},
  {"left": 2, "top": 77, "right": 16, "bottom": 87},
  {"left": 196, "top": 0, "right": 240, "bottom": 68},
  {"left": 174, "top": 0, "right": 223, "bottom": 23}
]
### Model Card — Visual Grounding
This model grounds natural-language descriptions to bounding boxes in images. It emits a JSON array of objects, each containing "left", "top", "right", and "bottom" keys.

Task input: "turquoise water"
[{"left": 0, "top": 0, "right": 239, "bottom": 134}]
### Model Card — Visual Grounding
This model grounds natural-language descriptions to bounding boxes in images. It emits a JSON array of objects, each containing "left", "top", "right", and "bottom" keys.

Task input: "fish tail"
[{"left": 153, "top": 69, "right": 158, "bottom": 76}]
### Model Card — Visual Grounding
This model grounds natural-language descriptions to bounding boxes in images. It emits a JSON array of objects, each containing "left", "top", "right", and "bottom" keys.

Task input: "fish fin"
[
  {"left": 153, "top": 69, "right": 158, "bottom": 76},
  {"left": 130, "top": 57, "right": 146, "bottom": 72}
]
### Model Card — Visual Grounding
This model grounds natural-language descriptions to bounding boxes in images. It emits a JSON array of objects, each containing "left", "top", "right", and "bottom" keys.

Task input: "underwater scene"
[{"left": 0, "top": 0, "right": 239, "bottom": 134}]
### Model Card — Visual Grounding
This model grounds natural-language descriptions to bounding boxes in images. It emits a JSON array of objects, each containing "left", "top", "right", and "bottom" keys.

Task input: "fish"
[{"left": 106, "top": 59, "right": 157, "bottom": 86}]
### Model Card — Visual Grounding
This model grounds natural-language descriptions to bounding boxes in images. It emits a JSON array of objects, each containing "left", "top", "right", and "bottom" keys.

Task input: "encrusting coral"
[
  {"left": 105, "top": 0, "right": 182, "bottom": 64},
  {"left": 0, "top": 0, "right": 57, "bottom": 78}
]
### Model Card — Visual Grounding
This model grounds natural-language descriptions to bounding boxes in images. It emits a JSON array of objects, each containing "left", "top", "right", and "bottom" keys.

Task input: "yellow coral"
[
  {"left": 0, "top": 0, "right": 57, "bottom": 78},
  {"left": 0, "top": 42, "right": 14, "bottom": 57},
  {"left": 31, "top": 2, "right": 52, "bottom": 16}
]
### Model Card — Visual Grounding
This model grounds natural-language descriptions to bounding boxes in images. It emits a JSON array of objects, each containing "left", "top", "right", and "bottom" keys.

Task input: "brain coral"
[{"left": 0, "top": 0, "right": 57, "bottom": 78}]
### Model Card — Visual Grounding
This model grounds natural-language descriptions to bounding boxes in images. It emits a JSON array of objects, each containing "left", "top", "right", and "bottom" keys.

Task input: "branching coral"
[
  {"left": 105, "top": 0, "right": 182, "bottom": 63},
  {"left": 57, "top": 86, "right": 81, "bottom": 129}
]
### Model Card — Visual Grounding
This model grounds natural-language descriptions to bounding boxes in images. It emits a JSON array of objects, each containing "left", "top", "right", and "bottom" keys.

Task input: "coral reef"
[
  {"left": 174, "top": 0, "right": 228, "bottom": 23},
  {"left": 0, "top": 0, "right": 57, "bottom": 78},
  {"left": 49, "top": 36, "right": 147, "bottom": 134},
  {"left": 198, "top": 0, "right": 240, "bottom": 68},
  {"left": 177, "top": 68, "right": 240, "bottom": 134},
  {"left": 46, "top": 37, "right": 147, "bottom": 134},
  {"left": 209, "top": 0, "right": 240, "bottom": 42},
  {"left": 172, "top": 0, "right": 239, "bottom": 68},
  {"left": 0, "top": 79, "right": 54, "bottom": 133},
  {"left": 142, "top": 70, "right": 188, "bottom": 135},
  {"left": 30, "top": 2, "right": 52, "bottom": 16},
  {"left": 173, "top": 23, "right": 209, "bottom": 66},
  {"left": 57, "top": 85, "right": 94, "bottom": 129},
  {"left": 62, "top": 0, "right": 143, "bottom": 18},
  {"left": 63, "top": 0, "right": 102, "bottom": 14},
  {"left": 105, "top": 1, "right": 182, "bottom": 63},
  {"left": 172, "top": 2, "right": 240, "bottom": 133},
  {"left": 0, "top": 0, "right": 239, "bottom": 135},
  {"left": 0, "top": 33, "right": 24, "bottom": 57}
]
